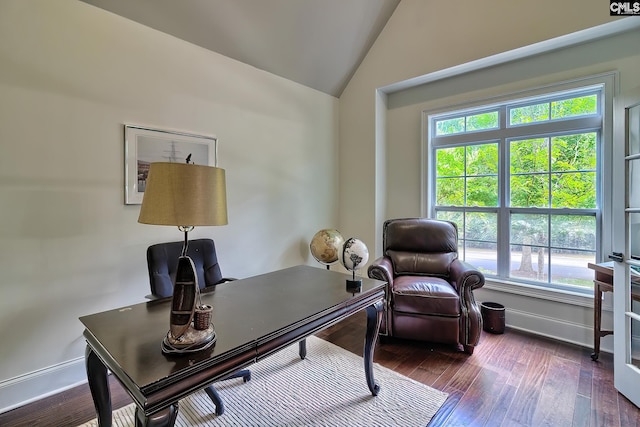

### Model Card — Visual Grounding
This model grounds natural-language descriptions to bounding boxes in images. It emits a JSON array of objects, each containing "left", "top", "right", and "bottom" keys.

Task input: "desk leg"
[
  {"left": 592, "top": 283, "right": 602, "bottom": 361},
  {"left": 134, "top": 404, "right": 178, "bottom": 427},
  {"left": 85, "top": 346, "right": 112, "bottom": 427},
  {"left": 299, "top": 339, "right": 307, "bottom": 360},
  {"left": 364, "top": 300, "right": 383, "bottom": 396}
]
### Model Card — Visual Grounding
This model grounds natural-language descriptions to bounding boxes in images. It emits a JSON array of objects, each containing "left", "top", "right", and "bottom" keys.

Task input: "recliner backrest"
[
  {"left": 147, "top": 238, "right": 224, "bottom": 298},
  {"left": 383, "top": 218, "right": 458, "bottom": 277}
]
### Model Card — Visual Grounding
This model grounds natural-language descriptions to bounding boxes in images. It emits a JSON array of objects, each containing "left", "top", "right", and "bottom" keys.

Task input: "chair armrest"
[
  {"left": 450, "top": 259, "right": 485, "bottom": 348},
  {"left": 367, "top": 257, "right": 394, "bottom": 287},
  {"left": 450, "top": 259, "right": 485, "bottom": 294}
]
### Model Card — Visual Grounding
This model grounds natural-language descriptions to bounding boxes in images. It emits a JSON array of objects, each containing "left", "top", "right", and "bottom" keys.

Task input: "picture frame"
[{"left": 124, "top": 125, "right": 217, "bottom": 204}]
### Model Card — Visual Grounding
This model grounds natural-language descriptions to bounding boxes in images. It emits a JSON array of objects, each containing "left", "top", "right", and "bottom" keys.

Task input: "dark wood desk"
[
  {"left": 80, "top": 265, "right": 386, "bottom": 426},
  {"left": 587, "top": 262, "right": 640, "bottom": 361}
]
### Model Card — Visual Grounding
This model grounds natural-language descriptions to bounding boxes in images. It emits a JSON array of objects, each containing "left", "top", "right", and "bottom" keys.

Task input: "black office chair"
[{"left": 146, "top": 238, "right": 251, "bottom": 416}]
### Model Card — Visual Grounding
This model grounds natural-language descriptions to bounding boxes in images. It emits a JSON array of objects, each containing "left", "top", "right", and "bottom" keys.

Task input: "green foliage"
[
  {"left": 436, "top": 117, "right": 464, "bottom": 135},
  {"left": 435, "top": 144, "right": 498, "bottom": 207},
  {"left": 466, "top": 212, "right": 497, "bottom": 241},
  {"left": 466, "top": 112, "right": 498, "bottom": 131},
  {"left": 510, "top": 94, "right": 597, "bottom": 125},
  {"left": 551, "top": 95, "right": 597, "bottom": 119},
  {"left": 436, "top": 147, "right": 464, "bottom": 176},
  {"left": 510, "top": 138, "right": 549, "bottom": 173},
  {"left": 510, "top": 103, "right": 549, "bottom": 125},
  {"left": 436, "top": 177, "right": 464, "bottom": 205},
  {"left": 467, "top": 144, "right": 498, "bottom": 175},
  {"left": 552, "top": 172, "right": 596, "bottom": 208},
  {"left": 511, "top": 174, "right": 549, "bottom": 207},
  {"left": 436, "top": 111, "right": 498, "bottom": 135}
]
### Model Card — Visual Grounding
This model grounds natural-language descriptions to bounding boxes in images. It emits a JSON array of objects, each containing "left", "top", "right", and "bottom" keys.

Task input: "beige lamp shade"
[{"left": 138, "top": 162, "right": 228, "bottom": 226}]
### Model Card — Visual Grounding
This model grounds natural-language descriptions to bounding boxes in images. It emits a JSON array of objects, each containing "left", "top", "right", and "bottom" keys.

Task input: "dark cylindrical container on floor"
[{"left": 481, "top": 302, "right": 505, "bottom": 334}]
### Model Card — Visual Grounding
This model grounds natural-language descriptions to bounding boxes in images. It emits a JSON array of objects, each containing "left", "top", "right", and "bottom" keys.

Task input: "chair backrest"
[
  {"left": 383, "top": 218, "right": 458, "bottom": 278},
  {"left": 146, "top": 238, "right": 224, "bottom": 298}
]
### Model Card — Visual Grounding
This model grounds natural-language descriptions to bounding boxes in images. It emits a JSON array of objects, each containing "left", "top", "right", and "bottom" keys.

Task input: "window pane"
[
  {"left": 436, "top": 211, "right": 464, "bottom": 238},
  {"left": 511, "top": 214, "right": 548, "bottom": 246},
  {"left": 467, "top": 176, "right": 498, "bottom": 206},
  {"left": 436, "top": 117, "right": 465, "bottom": 135},
  {"left": 632, "top": 213, "right": 640, "bottom": 261},
  {"left": 466, "top": 111, "right": 498, "bottom": 131},
  {"left": 436, "top": 177, "right": 464, "bottom": 205},
  {"left": 510, "top": 103, "right": 550, "bottom": 125},
  {"left": 550, "top": 249, "right": 595, "bottom": 288},
  {"left": 551, "top": 95, "right": 597, "bottom": 119},
  {"left": 511, "top": 138, "right": 549, "bottom": 173},
  {"left": 436, "top": 147, "right": 465, "bottom": 176},
  {"left": 551, "top": 172, "right": 596, "bottom": 208},
  {"left": 466, "top": 241, "right": 497, "bottom": 275},
  {"left": 551, "top": 133, "right": 597, "bottom": 172},
  {"left": 510, "top": 174, "right": 549, "bottom": 207},
  {"left": 467, "top": 144, "right": 498, "bottom": 175},
  {"left": 510, "top": 245, "right": 548, "bottom": 282},
  {"left": 550, "top": 215, "right": 596, "bottom": 251},
  {"left": 466, "top": 212, "right": 497, "bottom": 242}
]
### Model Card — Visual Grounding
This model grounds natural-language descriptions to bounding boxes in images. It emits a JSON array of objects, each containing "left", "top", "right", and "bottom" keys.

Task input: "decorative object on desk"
[
  {"left": 340, "top": 237, "right": 369, "bottom": 290},
  {"left": 194, "top": 304, "right": 213, "bottom": 330},
  {"left": 310, "top": 228, "right": 344, "bottom": 269},
  {"left": 138, "top": 156, "right": 227, "bottom": 354},
  {"left": 124, "top": 125, "right": 217, "bottom": 204}
]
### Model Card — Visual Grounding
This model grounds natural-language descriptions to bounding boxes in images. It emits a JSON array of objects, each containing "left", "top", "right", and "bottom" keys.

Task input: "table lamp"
[{"left": 138, "top": 160, "right": 227, "bottom": 354}]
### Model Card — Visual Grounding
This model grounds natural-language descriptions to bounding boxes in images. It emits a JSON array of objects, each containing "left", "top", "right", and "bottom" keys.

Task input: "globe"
[
  {"left": 340, "top": 237, "right": 369, "bottom": 271},
  {"left": 310, "top": 229, "right": 345, "bottom": 265}
]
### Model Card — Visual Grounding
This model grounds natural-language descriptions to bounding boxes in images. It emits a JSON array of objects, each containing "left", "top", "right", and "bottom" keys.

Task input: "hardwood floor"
[{"left": 1, "top": 311, "right": 638, "bottom": 427}]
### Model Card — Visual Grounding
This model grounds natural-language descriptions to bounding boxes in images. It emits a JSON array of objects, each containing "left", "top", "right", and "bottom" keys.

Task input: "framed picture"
[{"left": 124, "top": 125, "right": 217, "bottom": 204}]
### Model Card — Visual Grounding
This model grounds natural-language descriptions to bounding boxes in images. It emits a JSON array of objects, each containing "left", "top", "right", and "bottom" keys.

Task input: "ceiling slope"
[{"left": 80, "top": 0, "right": 400, "bottom": 97}]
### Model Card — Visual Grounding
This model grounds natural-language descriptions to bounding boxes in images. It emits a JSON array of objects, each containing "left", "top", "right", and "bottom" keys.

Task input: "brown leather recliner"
[{"left": 367, "top": 218, "right": 485, "bottom": 354}]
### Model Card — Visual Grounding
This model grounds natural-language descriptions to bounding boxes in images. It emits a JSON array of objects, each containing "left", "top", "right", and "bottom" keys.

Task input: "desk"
[
  {"left": 587, "top": 262, "right": 640, "bottom": 361},
  {"left": 80, "top": 265, "right": 385, "bottom": 426}
]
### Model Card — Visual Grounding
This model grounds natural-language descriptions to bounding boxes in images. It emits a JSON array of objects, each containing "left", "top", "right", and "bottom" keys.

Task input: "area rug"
[{"left": 79, "top": 336, "right": 447, "bottom": 426}]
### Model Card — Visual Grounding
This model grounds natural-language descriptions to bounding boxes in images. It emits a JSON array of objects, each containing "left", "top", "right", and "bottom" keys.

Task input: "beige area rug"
[{"left": 79, "top": 336, "right": 447, "bottom": 427}]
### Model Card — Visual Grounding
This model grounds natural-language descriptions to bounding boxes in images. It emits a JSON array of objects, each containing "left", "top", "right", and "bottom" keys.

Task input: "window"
[{"left": 428, "top": 85, "right": 603, "bottom": 292}]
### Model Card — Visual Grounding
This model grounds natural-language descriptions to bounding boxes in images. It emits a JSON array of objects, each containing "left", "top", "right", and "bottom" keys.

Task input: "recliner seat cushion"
[{"left": 392, "top": 275, "right": 460, "bottom": 316}]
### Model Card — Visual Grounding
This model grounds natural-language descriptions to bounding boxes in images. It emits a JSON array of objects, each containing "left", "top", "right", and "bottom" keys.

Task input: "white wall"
[
  {"left": 339, "top": 0, "right": 637, "bottom": 352},
  {"left": 0, "top": 0, "right": 339, "bottom": 411}
]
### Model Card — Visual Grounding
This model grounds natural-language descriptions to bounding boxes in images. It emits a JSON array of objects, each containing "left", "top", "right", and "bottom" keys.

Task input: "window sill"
[{"left": 482, "top": 278, "right": 595, "bottom": 309}]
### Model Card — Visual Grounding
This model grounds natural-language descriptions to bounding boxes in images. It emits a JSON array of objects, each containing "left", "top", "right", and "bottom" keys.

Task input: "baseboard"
[
  {"left": 0, "top": 357, "right": 87, "bottom": 414},
  {"left": 503, "top": 306, "right": 614, "bottom": 354}
]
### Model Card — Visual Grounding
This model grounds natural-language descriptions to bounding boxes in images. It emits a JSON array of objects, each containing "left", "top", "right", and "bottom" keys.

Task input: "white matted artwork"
[{"left": 124, "top": 125, "right": 217, "bottom": 204}]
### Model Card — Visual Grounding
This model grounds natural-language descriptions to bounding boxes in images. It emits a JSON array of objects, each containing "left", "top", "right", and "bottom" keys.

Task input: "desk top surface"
[{"left": 79, "top": 265, "right": 385, "bottom": 391}]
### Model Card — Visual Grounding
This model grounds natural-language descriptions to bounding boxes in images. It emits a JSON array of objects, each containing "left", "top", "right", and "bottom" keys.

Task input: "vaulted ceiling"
[{"left": 80, "top": 0, "right": 400, "bottom": 97}]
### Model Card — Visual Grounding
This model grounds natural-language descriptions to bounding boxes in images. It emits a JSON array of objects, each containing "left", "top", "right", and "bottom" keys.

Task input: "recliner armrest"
[
  {"left": 367, "top": 257, "right": 394, "bottom": 287},
  {"left": 449, "top": 259, "right": 484, "bottom": 294}
]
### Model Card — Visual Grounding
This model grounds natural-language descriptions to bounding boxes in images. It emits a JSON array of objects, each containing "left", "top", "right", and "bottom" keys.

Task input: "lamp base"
[{"left": 161, "top": 324, "right": 217, "bottom": 354}]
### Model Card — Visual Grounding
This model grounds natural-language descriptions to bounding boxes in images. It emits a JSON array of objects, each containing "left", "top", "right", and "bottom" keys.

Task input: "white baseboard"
[
  {"left": 503, "top": 306, "right": 614, "bottom": 355},
  {"left": 0, "top": 357, "right": 87, "bottom": 414}
]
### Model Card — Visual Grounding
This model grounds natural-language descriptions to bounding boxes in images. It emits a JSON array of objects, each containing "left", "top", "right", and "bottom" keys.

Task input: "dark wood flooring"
[{"left": 1, "top": 311, "right": 638, "bottom": 426}]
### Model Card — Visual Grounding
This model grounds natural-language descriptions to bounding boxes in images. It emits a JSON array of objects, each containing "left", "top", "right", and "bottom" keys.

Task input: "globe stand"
[{"left": 346, "top": 271, "right": 362, "bottom": 292}]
